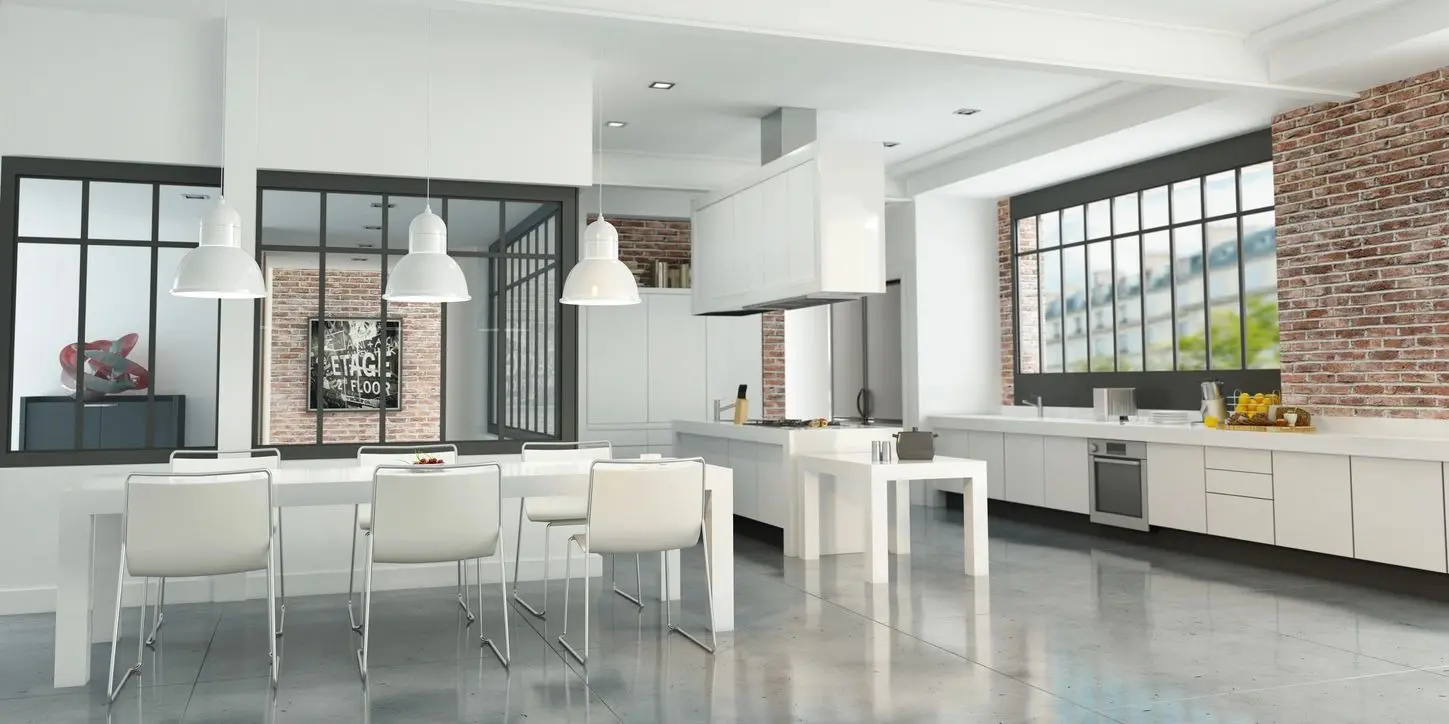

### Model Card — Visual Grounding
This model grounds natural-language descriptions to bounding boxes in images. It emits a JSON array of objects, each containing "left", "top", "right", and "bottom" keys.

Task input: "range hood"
[{"left": 742, "top": 292, "right": 865, "bottom": 313}]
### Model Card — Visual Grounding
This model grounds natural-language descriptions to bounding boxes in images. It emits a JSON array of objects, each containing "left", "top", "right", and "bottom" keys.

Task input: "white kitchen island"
[{"left": 673, "top": 420, "right": 900, "bottom": 557}]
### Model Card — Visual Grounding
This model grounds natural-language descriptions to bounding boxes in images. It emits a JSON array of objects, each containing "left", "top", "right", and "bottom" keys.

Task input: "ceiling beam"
[
  {"left": 1254, "top": 0, "right": 1449, "bottom": 85},
  {"left": 460, "top": 0, "right": 1355, "bottom": 99}
]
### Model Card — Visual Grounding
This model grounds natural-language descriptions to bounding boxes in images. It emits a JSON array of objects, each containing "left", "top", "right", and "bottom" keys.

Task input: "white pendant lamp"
[
  {"left": 384, "top": 10, "right": 469, "bottom": 304},
  {"left": 561, "top": 76, "right": 640, "bottom": 306},
  {"left": 172, "top": 0, "right": 266, "bottom": 299}
]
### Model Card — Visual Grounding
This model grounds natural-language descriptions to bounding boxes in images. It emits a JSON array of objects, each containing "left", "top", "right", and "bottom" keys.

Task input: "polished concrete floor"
[{"left": 5, "top": 507, "right": 1449, "bottom": 722}]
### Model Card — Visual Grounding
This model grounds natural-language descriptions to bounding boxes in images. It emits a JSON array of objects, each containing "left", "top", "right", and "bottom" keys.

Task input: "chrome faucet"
[
  {"left": 713, "top": 398, "right": 738, "bottom": 423},
  {"left": 1019, "top": 396, "right": 1044, "bottom": 418}
]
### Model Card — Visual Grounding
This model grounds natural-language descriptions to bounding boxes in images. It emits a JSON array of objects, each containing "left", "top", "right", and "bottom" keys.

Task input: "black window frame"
[
  {"left": 0, "top": 156, "right": 224, "bottom": 467},
  {"left": 1010, "top": 131, "right": 1281, "bottom": 410},
  {"left": 251, "top": 170, "right": 579, "bottom": 460}
]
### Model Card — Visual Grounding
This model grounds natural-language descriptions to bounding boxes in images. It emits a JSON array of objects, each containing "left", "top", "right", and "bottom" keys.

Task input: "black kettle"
[{"left": 892, "top": 427, "right": 937, "bottom": 461}]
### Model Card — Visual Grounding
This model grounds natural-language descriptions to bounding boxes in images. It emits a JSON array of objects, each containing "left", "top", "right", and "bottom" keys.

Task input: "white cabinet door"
[
  {"left": 731, "top": 182, "right": 765, "bottom": 298},
  {"left": 785, "top": 163, "right": 818, "bottom": 285},
  {"left": 1351, "top": 457, "right": 1446, "bottom": 572},
  {"left": 754, "top": 443, "right": 788, "bottom": 528},
  {"left": 728, "top": 440, "right": 759, "bottom": 523},
  {"left": 692, "top": 199, "right": 734, "bottom": 312},
  {"left": 1206, "top": 493, "right": 1275, "bottom": 545},
  {"left": 1273, "top": 452, "right": 1353, "bottom": 557},
  {"left": 584, "top": 304, "right": 650, "bottom": 426},
  {"left": 1146, "top": 443, "right": 1206, "bottom": 533},
  {"left": 931, "top": 431, "right": 970, "bottom": 494},
  {"left": 1003, "top": 434, "right": 1045, "bottom": 506},
  {"left": 1043, "top": 437, "right": 1090, "bottom": 514},
  {"left": 646, "top": 294, "right": 708, "bottom": 424},
  {"left": 705, "top": 315, "right": 763, "bottom": 419},
  {"left": 759, "top": 174, "right": 790, "bottom": 289},
  {"left": 966, "top": 431, "right": 1006, "bottom": 500}
]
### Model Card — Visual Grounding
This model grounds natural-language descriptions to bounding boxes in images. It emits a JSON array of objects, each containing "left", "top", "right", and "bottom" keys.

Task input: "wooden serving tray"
[{"left": 1220, "top": 424, "right": 1317, "bottom": 433}]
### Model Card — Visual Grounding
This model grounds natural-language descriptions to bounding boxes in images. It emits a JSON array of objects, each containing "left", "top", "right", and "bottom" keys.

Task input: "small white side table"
[{"left": 795, "top": 452, "right": 989, "bottom": 583}]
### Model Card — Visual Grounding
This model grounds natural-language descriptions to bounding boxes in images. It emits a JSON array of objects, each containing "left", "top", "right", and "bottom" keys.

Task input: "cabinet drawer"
[
  {"left": 1204, "top": 447, "right": 1273, "bottom": 474},
  {"left": 1206, "top": 493, "right": 1274, "bottom": 545},
  {"left": 1205, "top": 469, "right": 1274, "bottom": 500}
]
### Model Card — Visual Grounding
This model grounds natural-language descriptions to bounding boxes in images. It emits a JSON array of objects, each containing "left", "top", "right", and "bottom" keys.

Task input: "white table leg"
[
  {"left": 798, "top": 469, "right": 821, "bottom": 561},
  {"left": 55, "top": 508, "right": 101, "bottom": 688},
  {"left": 963, "top": 470, "right": 989, "bottom": 576},
  {"left": 865, "top": 475, "right": 888, "bottom": 584},
  {"left": 706, "top": 485, "right": 734, "bottom": 632},
  {"left": 889, "top": 479, "right": 910, "bottom": 555},
  {"left": 663, "top": 550, "right": 682, "bottom": 601}
]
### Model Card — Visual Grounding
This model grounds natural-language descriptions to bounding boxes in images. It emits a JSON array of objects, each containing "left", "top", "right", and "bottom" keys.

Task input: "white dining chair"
[
  {"left": 109, "top": 469, "right": 279, "bottom": 701},
  {"left": 166, "top": 449, "right": 283, "bottom": 641},
  {"left": 348, "top": 444, "right": 459, "bottom": 633},
  {"left": 515, "top": 441, "right": 645, "bottom": 619},
  {"left": 558, "top": 458, "right": 716, "bottom": 665},
  {"left": 357, "top": 462, "right": 510, "bottom": 680}
]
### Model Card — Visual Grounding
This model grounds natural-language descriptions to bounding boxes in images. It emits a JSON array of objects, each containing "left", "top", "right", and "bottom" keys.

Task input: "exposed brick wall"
[
  {"left": 1273, "top": 66, "right": 1449, "bottom": 419},
  {"left": 997, "top": 199, "right": 1015, "bottom": 405},
  {"left": 266, "top": 267, "right": 441, "bottom": 444},
  {"left": 588, "top": 214, "right": 787, "bottom": 419}
]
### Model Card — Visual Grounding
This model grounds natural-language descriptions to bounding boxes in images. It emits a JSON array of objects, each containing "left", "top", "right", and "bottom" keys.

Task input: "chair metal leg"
[
  {"left": 557, "top": 537, "right": 587, "bottom": 665},
  {"left": 144, "top": 578, "right": 165, "bottom": 648},
  {"left": 481, "top": 527, "right": 511, "bottom": 668},
  {"left": 267, "top": 536, "right": 279, "bottom": 688},
  {"left": 347, "top": 505, "right": 363, "bottom": 634},
  {"left": 276, "top": 508, "right": 287, "bottom": 638},
  {"left": 356, "top": 533, "right": 375, "bottom": 682},
  {"left": 456, "top": 561, "right": 476, "bottom": 623},
  {"left": 612, "top": 554, "right": 644, "bottom": 609},
  {"left": 107, "top": 545, "right": 139, "bottom": 702},
  {"left": 512, "top": 515, "right": 549, "bottom": 619},
  {"left": 666, "top": 526, "right": 717, "bottom": 654}
]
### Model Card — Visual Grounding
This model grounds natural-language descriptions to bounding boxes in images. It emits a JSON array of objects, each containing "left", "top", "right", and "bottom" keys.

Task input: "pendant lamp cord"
[
  {"left": 425, "top": 10, "right": 434, "bottom": 206},
  {"left": 220, "top": 0, "right": 229, "bottom": 201},
  {"left": 596, "top": 68, "right": 603, "bottom": 223}
]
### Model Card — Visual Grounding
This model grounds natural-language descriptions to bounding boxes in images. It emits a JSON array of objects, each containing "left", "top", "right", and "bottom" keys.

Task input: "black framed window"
[
  {"left": 1011, "top": 132, "right": 1280, "bottom": 409},
  {"left": 0, "top": 157, "right": 222, "bottom": 466},
  {"left": 253, "top": 171, "right": 577, "bottom": 458}
]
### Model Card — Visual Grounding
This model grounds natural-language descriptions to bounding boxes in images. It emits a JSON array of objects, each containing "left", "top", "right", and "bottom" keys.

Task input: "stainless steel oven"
[{"left": 1088, "top": 438, "right": 1149, "bottom": 531}]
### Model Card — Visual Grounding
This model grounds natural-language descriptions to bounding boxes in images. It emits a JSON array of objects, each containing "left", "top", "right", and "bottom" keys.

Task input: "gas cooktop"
[{"left": 743, "top": 418, "right": 840, "bottom": 429}]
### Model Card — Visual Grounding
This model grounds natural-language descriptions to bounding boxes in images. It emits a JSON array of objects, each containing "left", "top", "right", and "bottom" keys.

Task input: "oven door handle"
[{"left": 1093, "top": 457, "right": 1141, "bottom": 466}]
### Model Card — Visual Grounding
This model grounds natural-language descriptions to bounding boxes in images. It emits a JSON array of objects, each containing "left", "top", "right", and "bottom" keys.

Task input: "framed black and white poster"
[{"left": 307, "top": 319, "right": 401, "bottom": 411}]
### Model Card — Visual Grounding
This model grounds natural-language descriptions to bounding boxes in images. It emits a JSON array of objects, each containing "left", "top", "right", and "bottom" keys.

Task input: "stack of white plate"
[{"left": 1148, "top": 411, "right": 1194, "bottom": 425}]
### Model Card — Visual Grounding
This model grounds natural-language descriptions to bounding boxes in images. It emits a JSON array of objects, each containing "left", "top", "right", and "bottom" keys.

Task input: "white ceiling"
[{"left": 958, "top": 0, "right": 1344, "bottom": 33}]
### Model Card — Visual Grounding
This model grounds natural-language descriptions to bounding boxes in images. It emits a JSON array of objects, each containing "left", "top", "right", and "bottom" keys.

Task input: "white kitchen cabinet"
[
  {"left": 930, "top": 430, "right": 971, "bottom": 495},
  {"left": 754, "top": 443, "right": 788, "bottom": 528},
  {"left": 1146, "top": 443, "right": 1206, "bottom": 533},
  {"left": 966, "top": 431, "right": 1007, "bottom": 500},
  {"left": 1004, "top": 434, "right": 1046, "bottom": 506},
  {"left": 646, "top": 293, "right": 707, "bottom": 424},
  {"left": 1204, "top": 447, "right": 1273, "bottom": 475},
  {"left": 1273, "top": 452, "right": 1353, "bottom": 558},
  {"left": 1205, "top": 470, "right": 1274, "bottom": 500},
  {"left": 1206, "top": 493, "right": 1275, "bottom": 545},
  {"left": 1043, "top": 436, "right": 1090, "bottom": 514},
  {"left": 583, "top": 302, "right": 649, "bottom": 426},
  {"left": 728, "top": 440, "right": 760, "bottom": 522},
  {"left": 705, "top": 315, "right": 763, "bottom": 420},
  {"left": 1351, "top": 457, "right": 1447, "bottom": 572},
  {"left": 691, "top": 141, "right": 883, "bottom": 314}
]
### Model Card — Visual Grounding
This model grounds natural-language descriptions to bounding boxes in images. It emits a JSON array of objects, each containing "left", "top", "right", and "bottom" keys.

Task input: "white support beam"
[
  {"left": 463, "top": 0, "right": 1355, "bottom": 98},
  {"left": 1256, "top": 0, "right": 1449, "bottom": 88}
]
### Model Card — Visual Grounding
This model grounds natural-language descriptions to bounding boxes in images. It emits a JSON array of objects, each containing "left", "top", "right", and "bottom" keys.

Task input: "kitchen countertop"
[
  {"left": 673, "top": 419, "right": 902, "bottom": 445},
  {"left": 927, "top": 414, "right": 1449, "bottom": 463}
]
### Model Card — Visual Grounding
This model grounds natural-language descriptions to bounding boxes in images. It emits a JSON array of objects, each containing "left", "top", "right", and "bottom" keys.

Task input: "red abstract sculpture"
[{"left": 59, "top": 333, "right": 151, "bottom": 400}]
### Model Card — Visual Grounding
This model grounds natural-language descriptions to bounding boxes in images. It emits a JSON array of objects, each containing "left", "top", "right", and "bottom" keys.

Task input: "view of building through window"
[{"left": 1016, "top": 161, "right": 1277, "bottom": 374}]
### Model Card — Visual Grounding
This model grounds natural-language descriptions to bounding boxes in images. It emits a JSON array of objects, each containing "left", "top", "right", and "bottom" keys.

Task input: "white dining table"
[
  {"left": 52, "top": 459, "right": 734, "bottom": 688},
  {"left": 796, "top": 452, "right": 988, "bottom": 584}
]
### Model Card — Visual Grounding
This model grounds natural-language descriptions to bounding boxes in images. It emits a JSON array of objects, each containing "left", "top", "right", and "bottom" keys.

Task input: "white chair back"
[
  {"left": 170, "top": 448, "right": 281, "bottom": 473},
  {"left": 521, "top": 441, "right": 611, "bottom": 463},
  {"left": 358, "top": 444, "right": 457, "bottom": 470},
  {"left": 124, "top": 470, "right": 273, "bottom": 578},
  {"left": 586, "top": 458, "right": 706, "bottom": 554},
  {"left": 369, "top": 462, "right": 502, "bottom": 565}
]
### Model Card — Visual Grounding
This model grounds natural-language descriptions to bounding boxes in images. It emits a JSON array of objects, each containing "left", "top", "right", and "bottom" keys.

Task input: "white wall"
[
  {"left": 784, "top": 306, "right": 832, "bottom": 419},
  {"left": 581, "top": 185, "right": 699, "bottom": 220},
  {"left": 0, "top": 2, "right": 596, "bottom": 613}
]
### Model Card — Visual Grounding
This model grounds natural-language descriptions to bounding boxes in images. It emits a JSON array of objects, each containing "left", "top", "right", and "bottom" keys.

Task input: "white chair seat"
[
  {"left": 358, "top": 504, "right": 372, "bottom": 532},
  {"left": 523, "top": 496, "right": 587, "bottom": 523}
]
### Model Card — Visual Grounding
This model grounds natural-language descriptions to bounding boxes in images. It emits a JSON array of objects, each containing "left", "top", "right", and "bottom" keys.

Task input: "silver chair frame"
[
  {"left": 558, "top": 458, "right": 716, "bottom": 665},
  {"left": 161, "top": 448, "right": 284, "bottom": 642},
  {"left": 109, "top": 469, "right": 279, "bottom": 702},
  {"left": 512, "top": 441, "right": 643, "bottom": 619},
  {"left": 348, "top": 444, "right": 462, "bottom": 634},
  {"left": 356, "top": 462, "right": 511, "bottom": 681}
]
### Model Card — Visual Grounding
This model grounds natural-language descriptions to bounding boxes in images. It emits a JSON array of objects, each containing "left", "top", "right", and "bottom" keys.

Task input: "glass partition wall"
[{"left": 253, "top": 172, "right": 577, "bottom": 456}]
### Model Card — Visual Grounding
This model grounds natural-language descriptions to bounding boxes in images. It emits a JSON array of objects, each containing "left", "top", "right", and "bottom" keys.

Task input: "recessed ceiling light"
[
  {"left": 648, "top": 81, "right": 676, "bottom": 90},
  {"left": 363, "top": 225, "right": 382, "bottom": 231},
  {"left": 605, "top": 121, "right": 628, "bottom": 128},
  {"left": 953, "top": 107, "right": 982, "bottom": 116},
  {"left": 182, "top": 193, "right": 211, "bottom": 200},
  {"left": 883, "top": 141, "right": 900, "bottom": 148}
]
